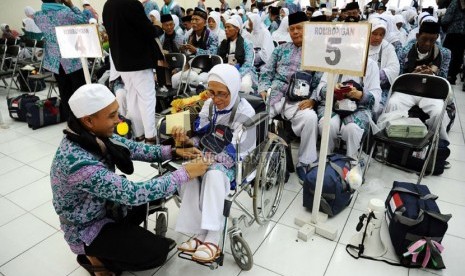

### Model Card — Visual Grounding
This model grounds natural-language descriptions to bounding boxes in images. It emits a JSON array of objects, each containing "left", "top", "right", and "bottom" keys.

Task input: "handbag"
[{"left": 286, "top": 71, "right": 313, "bottom": 102}]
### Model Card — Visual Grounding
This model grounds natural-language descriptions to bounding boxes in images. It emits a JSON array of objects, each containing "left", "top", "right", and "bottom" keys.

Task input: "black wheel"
[
  {"left": 155, "top": 213, "right": 167, "bottom": 237},
  {"left": 253, "top": 138, "right": 286, "bottom": 225},
  {"left": 230, "top": 235, "right": 253, "bottom": 271}
]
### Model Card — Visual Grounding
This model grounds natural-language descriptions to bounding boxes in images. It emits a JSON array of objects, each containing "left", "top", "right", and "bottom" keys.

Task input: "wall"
[{"left": 0, "top": 0, "right": 242, "bottom": 32}]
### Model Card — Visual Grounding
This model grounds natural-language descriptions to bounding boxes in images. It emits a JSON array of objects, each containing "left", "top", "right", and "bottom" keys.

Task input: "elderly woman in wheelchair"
[{"left": 168, "top": 64, "right": 257, "bottom": 263}]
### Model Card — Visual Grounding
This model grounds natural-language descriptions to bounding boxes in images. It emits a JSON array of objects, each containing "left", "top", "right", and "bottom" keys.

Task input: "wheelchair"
[{"left": 148, "top": 90, "right": 288, "bottom": 270}]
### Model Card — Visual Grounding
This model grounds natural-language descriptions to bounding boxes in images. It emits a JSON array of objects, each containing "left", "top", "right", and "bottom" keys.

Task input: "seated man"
[
  {"left": 171, "top": 7, "right": 218, "bottom": 89},
  {"left": 217, "top": 17, "right": 257, "bottom": 94},
  {"left": 259, "top": 12, "right": 318, "bottom": 183},
  {"left": 160, "top": 14, "right": 184, "bottom": 53},
  {"left": 173, "top": 64, "right": 256, "bottom": 263},
  {"left": 386, "top": 22, "right": 451, "bottom": 142}
]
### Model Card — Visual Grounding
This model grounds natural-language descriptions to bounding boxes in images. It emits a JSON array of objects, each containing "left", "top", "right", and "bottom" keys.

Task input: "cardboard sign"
[
  {"left": 302, "top": 22, "right": 371, "bottom": 76},
  {"left": 55, "top": 24, "right": 102, "bottom": 58}
]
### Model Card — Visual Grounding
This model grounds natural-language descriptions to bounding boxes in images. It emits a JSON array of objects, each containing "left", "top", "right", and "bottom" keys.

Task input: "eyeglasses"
[{"left": 206, "top": 90, "right": 230, "bottom": 99}]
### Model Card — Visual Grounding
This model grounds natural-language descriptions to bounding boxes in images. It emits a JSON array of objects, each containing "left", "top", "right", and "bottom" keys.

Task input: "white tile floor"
[{"left": 0, "top": 80, "right": 464, "bottom": 276}]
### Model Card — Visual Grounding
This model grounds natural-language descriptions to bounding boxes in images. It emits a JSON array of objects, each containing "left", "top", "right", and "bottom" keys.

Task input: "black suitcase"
[
  {"left": 26, "top": 97, "right": 61, "bottom": 130},
  {"left": 7, "top": 94, "right": 40, "bottom": 121}
]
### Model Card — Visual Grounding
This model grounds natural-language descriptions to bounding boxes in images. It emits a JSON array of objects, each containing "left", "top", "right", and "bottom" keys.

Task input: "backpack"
[
  {"left": 303, "top": 154, "right": 355, "bottom": 216},
  {"left": 386, "top": 181, "right": 451, "bottom": 269}
]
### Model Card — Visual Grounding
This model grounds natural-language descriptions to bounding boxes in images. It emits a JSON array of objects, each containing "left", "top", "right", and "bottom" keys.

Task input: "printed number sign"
[
  {"left": 301, "top": 22, "right": 371, "bottom": 77},
  {"left": 55, "top": 24, "right": 102, "bottom": 58}
]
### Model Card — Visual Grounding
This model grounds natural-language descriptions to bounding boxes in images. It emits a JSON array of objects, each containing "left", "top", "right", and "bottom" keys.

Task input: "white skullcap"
[
  {"left": 226, "top": 18, "right": 241, "bottom": 29},
  {"left": 238, "top": 8, "right": 245, "bottom": 15},
  {"left": 89, "top": 18, "right": 97, "bottom": 24},
  {"left": 252, "top": 8, "right": 259, "bottom": 14},
  {"left": 82, "top": 0, "right": 90, "bottom": 5},
  {"left": 69, "top": 84, "right": 116, "bottom": 118},
  {"left": 394, "top": 14, "right": 404, "bottom": 24}
]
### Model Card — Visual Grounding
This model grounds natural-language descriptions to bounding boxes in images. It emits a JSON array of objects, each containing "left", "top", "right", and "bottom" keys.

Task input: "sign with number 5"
[{"left": 301, "top": 22, "right": 371, "bottom": 77}]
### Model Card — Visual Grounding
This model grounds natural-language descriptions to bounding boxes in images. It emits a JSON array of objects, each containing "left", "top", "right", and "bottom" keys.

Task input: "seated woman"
[
  {"left": 1, "top": 24, "right": 20, "bottom": 40},
  {"left": 368, "top": 16, "right": 400, "bottom": 118},
  {"left": 217, "top": 18, "right": 257, "bottom": 94},
  {"left": 51, "top": 84, "right": 209, "bottom": 274},
  {"left": 23, "top": 6, "right": 43, "bottom": 40},
  {"left": 243, "top": 13, "right": 275, "bottom": 70},
  {"left": 208, "top": 12, "right": 226, "bottom": 46},
  {"left": 316, "top": 58, "right": 382, "bottom": 159},
  {"left": 171, "top": 7, "right": 218, "bottom": 89},
  {"left": 172, "top": 64, "right": 256, "bottom": 263},
  {"left": 271, "top": 16, "right": 291, "bottom": 44}
]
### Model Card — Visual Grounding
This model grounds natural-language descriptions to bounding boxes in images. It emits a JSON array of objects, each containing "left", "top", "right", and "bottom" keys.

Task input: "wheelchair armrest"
[
  {"left": 243, "top": 112, "right": 269, "bottom": 129},
  {"left": 160, "top": 108, "right": 171, "bottom": 116}
]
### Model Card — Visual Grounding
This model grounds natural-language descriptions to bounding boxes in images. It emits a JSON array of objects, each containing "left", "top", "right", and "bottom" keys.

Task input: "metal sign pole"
[{"left": 311, "top": 72, "right": 335, "bottom": 224}]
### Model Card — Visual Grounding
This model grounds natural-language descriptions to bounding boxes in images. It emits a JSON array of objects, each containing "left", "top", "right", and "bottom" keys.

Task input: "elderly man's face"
[
  {"left": 225, "top": 23, "right": 239, "bottom": 39},
  {"left": 192, "top": 15, "right": 206, "bottom": 31},
  {"left": 207, "top": 81, "right": 231, "bottom": 110},
  {"left": 346, "top": 9, "right": 360, "bottom": 18},
  {"left": 289, "top": 22, "right": 304, "bottom": 47},
  {"left": 82, "top": 101, "right": 120, "bottom": 138},
  {"left": 162, "top": 21, "right": 175, "bottom": 35}
]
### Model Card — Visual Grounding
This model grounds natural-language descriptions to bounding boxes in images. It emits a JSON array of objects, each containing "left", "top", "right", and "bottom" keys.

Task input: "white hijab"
[
  {"left": 379, "top": 13, "right": 401, "bottom": 44},
  {"left": 272, "top": 16, "right": 291, "bottom": 43},
  {"left": 197, "top": 64, "right": 256, "bottom": 157},
  {"left": 149, "top": 10, "right": 161, "bottom": 22},
  {"left": 24, "top": 6, "right": 35, "bottom": 17},
  {"left": 209, "top": 12, "right": 226, "bottom": 44},
  {"left": 245, "top": 13, "right": 275, "bottom": 63}
]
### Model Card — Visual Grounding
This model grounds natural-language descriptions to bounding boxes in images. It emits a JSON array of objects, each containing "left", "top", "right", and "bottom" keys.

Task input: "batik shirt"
[
  {"left": 259, "top": 42, "right": 303, "bottom": 105},
  {"left": 34, "top": 6, "right": 88, "bottom": 74},
  {"left": 50, "top": 135, "right": 189, "bottom": 255}
]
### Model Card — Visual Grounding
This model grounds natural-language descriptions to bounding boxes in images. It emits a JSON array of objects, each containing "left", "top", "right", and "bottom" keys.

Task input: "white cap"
[
  {"left": 226, "top": 18, "right": 241, "bottom": 29},
  {"left": 89, "top": 18, "right": 97, "bottom": 24},
  {"left": 69, "top": 84, "right": 116, "bottom": 118},
  {"left": 82, "top": 0, "right": 90, "bottom": 5}
]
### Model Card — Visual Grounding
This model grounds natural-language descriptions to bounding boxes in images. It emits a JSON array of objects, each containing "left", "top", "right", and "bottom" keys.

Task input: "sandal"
[
  {"left": 76, "top": 255, "right": 120, "bottom": 276},
  {"left": 192, "top": 242, "right": 220, "bottom": 263},
  {"left": 177, "top": 238, "right": 203, "bottom": 253}
]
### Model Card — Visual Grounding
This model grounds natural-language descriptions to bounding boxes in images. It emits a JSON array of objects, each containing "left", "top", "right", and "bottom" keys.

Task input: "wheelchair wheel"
[
  {"left": 253, "top": 139, "right": 286, "bottom": 225},
  {"left": 230, "top": 235, "right": 253, "bottom": 271}
]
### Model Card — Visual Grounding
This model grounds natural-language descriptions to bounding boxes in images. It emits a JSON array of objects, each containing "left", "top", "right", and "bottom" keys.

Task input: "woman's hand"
[
  {"left": 171, "top": 126, "right": 192, "bottom": 147},
  {"left": 298, "top": 99, "right": 315, "bottom": 110},
  {"left": 346, "top": 87, "right": 363, "bottom": 101},
  {"left": 175, "top": 147, "right": 202, "bottom": 159},
  {"left": 184, "top": 157, "right": 211, "bottom": 178}
]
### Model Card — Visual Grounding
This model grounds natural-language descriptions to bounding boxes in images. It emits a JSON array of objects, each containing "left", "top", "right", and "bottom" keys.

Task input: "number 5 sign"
[{"left": 301, "top": 22, "right": 371, "bottom": 77}]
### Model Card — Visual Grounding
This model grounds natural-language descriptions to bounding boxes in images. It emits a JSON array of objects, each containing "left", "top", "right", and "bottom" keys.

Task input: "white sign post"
[
  {"left": 296, "top": 22, "right": 371, "bottom": 241},
  {"left": 55, "top": 24, "right": 103, "bottom": 84}
]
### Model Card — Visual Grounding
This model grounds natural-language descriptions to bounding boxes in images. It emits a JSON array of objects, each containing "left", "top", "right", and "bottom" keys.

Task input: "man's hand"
[
  {"left": 298, "top": 99, "right": 315, "bottom": 110},
  {"left": 175, "top": 147, "right": 202, "bottom": 159},
  {"left": 183, "top": 44, "right": 197, "bottom": 54}
]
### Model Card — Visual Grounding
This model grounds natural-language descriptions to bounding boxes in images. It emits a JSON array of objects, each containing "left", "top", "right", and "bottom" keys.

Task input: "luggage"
[
  {"left": 26, "top": 97, "right": 61, "bottom": 130},
  {"left": 303, "top": 154, "right": 355, "bottom": 216},
  {"left": 17, "top": 68, "right": 46, "bottom": 92},
  {"left": 386, "top": 181, "right": 451, "bottom": 269},
  {"left": 7, "top": 94, "right": 40, "bottom": 121},
  {"left": 386, "top": 139, "right": 450, "bottom": 175}
]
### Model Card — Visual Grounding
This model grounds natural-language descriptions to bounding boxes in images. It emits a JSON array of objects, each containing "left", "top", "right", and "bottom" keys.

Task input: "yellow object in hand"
[{"left": 116, "top": 121, "right": 129, "bottom": 136}]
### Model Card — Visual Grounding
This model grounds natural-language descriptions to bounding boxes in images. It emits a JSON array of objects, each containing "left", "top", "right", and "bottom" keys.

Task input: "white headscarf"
[
  {"left": 271, "top": 16, "right": 291, "bottom": 43},
  {"left": 197, "top": 64, "right": 256, "bottom": 157},
  {"left": 379, "top": 13, "right": 401, "bottom": 44},
  {"left": 172, "top": 15, "right": 184, "bottom": 37},
  {"left": 209, "top": 12, "right": 226, "bottom": 44},
  {"left": 244, "top": 13, "right": 275, "bottom": 63},
  {"left": 0, "top": 24, "right": 8, "bottom": 33},
  {"left": 24, "top": 6, "right": 35, "bottom": 17},
  {"left": 280, "top": 8, "right": 289, "bottom": 18},
  {"left": 149, "top": 10, "right": 161, "bottom": 22}
]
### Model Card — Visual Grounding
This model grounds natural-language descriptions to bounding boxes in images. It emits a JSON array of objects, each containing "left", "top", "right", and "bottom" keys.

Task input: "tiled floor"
[{"left": 0, "top": 80, "right": 464, "bottom": 276}]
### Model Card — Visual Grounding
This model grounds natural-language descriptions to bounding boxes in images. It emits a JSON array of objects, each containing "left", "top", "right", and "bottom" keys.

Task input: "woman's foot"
[
  {"left": 192, "top": 242, "right": 220, "bottom": 263},
  {"left": 177, "top": 238, "right": 203, "bottom": 253}
]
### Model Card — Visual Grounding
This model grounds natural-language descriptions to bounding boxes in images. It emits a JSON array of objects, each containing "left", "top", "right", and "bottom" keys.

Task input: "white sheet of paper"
[{"left": 165, "top": 110, "right": 191, "bottom": 134}]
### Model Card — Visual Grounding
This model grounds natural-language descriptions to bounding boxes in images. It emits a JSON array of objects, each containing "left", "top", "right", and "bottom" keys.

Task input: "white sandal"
[
  {"left": 177, "top": 238, "right": 202, "bottom": 253},
  {"left": 192, "top": 242, "right": 220, "bottom": 263}
]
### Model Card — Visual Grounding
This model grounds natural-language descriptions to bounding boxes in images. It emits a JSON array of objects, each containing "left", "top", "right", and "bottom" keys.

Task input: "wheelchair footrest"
[{"left": 178, "top": 251, "right": 224, "bottom": 269}]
